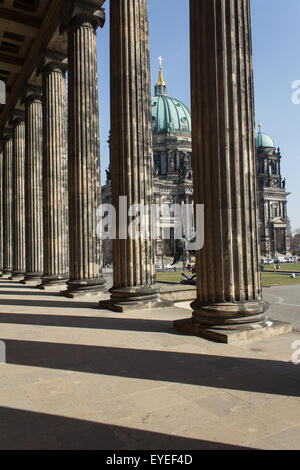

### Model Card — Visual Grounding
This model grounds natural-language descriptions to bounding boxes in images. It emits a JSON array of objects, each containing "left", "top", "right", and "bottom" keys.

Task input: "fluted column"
[
  {"left": 61, "top": 0, "right": 106, "bottom": 297},
  {"left": 37, "top": 52, "right": 69, "bottom": 291},
  {"left": 2, "top": 131, "right": 13, "bottom": 278},
  {"left": 10, "top": 112, "right": 26, "bottom": 281},
  {"left": 102, "top": 0, "right": 167, "bottom": 312},
  {"left": 0, "top": 143, "right": 3, "bottom": 275},
  {"left": 175, "top": 0, "right": 273, "bottom": 342},
  {"left": 21, "top": 87, "right": 44, "bottom": 285}
]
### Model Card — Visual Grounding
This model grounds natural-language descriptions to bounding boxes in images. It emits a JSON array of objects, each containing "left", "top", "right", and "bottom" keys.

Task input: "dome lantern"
[{"left": 154, "top": 57, "right": 168, "bottom": 96}]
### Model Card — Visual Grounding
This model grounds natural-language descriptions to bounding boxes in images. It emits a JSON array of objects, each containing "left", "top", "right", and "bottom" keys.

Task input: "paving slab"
[{"left": 0, "top": 279, "right": 299, "bottom": 450}]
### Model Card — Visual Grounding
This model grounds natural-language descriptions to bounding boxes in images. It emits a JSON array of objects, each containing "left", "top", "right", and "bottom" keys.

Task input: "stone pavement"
[
  {"left": 263, "top": 285, "right": 300, "bottom": 331},
  {"left": 0, "top": 279, "right": 300, "bottom": 450}
]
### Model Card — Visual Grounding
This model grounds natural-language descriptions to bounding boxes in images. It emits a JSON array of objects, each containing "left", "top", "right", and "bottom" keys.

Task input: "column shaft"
[
  {"left": 11, "top": 114, "right": 26, "bottom": 280},
  {"left": 105, "top": 0, "right": 165, "bottom": 312},
  {"left": 38, "top": 54, "right": 69, "bottom": 290},
  {"left": 22, "top": 88, "right": 44, "bottom": 285},
  {"left": 0, "top": 144, "right": 3, "bottom": 275},
  {"left": 2, "top": 134, "right": 13, "bottom": 278},
  {"left": 61, "top": 0, "right": 106, "bottom": 297},
  {"left": 175, "top": 0, "right": 270, "bottom": 341}
]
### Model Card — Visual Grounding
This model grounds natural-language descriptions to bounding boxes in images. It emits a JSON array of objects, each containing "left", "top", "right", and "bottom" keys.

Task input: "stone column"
[
  {"left": 37, "top": 52, "right": 69, "bottom": 291},
  {"left": 61, "top": 0, "right": 106, "bottom": 297},
  {"left": 21, "top": 87, "right": 44, "bottom": 285},
  {"left": 174, "top": 0, "right": 291, "bottom": 343},
  {"left": 10, "top": 111, "right": 26, "bottom": 280},
  {"left": 2, "top": 130, "right": 13, "bottom": 278},
  {"left": 101, "top": 0, "right": 168, "bottom": 312},
  {"left": 0, "top": 143, "right": 3, "bottom": 275}
]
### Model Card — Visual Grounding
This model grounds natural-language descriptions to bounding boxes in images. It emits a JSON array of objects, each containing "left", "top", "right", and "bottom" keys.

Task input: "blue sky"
[{"left": 97, "top": 0, "right": 300, "bottom": 231}]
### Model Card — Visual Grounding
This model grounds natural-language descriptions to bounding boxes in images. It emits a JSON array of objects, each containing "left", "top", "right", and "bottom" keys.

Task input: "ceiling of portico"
[{"left": 0, "top": 0, "right": 67, "bottom": 129}]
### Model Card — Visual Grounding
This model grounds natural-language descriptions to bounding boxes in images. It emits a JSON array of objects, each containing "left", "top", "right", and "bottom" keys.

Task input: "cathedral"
[{"left": 102, "top": 63, "right": 291, "bottom": 264}]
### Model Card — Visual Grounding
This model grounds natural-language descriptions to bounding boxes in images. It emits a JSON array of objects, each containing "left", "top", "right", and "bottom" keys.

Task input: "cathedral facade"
[
  {"left": 256, "top": 126, "right": 291, "bottom": 258},
  {"left": 102, "top": 64, "right": 194, "bottom": 264},
  {"left": 102, "top": 67, "right": 291, "bottom": 264}
]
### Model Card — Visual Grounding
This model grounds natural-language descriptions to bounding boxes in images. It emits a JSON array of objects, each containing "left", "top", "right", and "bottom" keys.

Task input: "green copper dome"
[
  {"left": 256, "top": 131, "right": 275, "bottom": 149},
  {"left": 151, "top": 62, "right": 191, "bottom": 134},
  {"left": 151, "top": 95, "right": 192, "bottom": 134}
]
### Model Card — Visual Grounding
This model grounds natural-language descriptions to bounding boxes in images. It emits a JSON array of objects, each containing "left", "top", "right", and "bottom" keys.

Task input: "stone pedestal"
[
  {"left": 174, "top": 0, "right": 290, "bottom": 341},
  {"left": 21, "top": 87, "right": 44, "bottom": 286},
  {"left": 10, "top": 112, "right": 26, "bottom": 281},
  {"left": 37, "top": 52, "right": 69, "bottom": 291},
  {"left": 61, "top": 0, "right": 106, "bottom": 298},
  {"left": 2, "top": 131, "right": 13, "bottom": 279},
  {"left": 100, "top": 0, "right": 169, "bottom": 312}
]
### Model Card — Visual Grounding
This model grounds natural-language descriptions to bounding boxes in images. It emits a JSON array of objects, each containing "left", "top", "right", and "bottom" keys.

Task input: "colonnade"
[
  {"left": 0, "top": 0, "right": 107, "bottom": 297},
  {"left": 0, "top": 0, "right": 269, "bottom": 340}
]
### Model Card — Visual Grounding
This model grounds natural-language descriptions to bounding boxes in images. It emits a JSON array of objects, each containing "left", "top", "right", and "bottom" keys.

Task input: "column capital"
[
  {"left": 9, "top": 110, "right": 25, "bottom": 127},
  {"left": 37, "top": 51, "right": 68, "bottom": 77},
  {"left": 2, "top": 128, "right": 13, "bottom": 142},
  {"left": 60, "top": 0, "right": 105, "bottom": 34},
  {"left": 21, "top": 86, "right": 43, "bottom": 106}
]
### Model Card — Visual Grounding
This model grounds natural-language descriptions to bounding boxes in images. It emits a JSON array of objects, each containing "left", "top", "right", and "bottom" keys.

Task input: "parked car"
[
  {"left": 165, "top": 264, "right": 176, "bottom": 272},
  {"left": 261, "top": 258, "right": 274, "bottom": 265},
  {"left": 274, "top": 256, "right": 286, "bottom": 264}
]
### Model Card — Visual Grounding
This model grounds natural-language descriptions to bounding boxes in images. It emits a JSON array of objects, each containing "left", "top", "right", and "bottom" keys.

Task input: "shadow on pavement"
[
  {"left": 3, "top": 339, "right": 299, "bottom": 398},
  {"left": 0, "top": 406, "right": 254, "bottom": 450}
]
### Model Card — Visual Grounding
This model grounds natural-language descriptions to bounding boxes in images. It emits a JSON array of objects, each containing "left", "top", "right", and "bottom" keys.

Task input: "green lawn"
[
  {"left": 261, "top": 273, "right": 300, "bottom": 286},
  {"left": 156, "top": 271, "right": 300, "bottom": 287},
  {"left": 263, "top": 263, "right": 300, "bottom": 272},
  {"left": 157, "top": 271, "right": 192, "bottom": 283}
]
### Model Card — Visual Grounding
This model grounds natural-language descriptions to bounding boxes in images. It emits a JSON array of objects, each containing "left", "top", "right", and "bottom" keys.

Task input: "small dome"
[
  {"left": 151, "top": 95, "right": 191, "bottom": 134},
  {"left": 256, "top": 131, "right": 275, "bottom": 149}
]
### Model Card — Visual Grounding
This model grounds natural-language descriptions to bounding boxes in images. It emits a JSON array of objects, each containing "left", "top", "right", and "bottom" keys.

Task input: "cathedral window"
[{"left": 161, "top": 153, "right": 167, "bottom": 175}]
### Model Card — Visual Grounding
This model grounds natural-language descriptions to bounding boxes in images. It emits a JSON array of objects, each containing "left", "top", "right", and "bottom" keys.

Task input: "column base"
[
  {"left": 9, "top": 272, "right": 25, "bottom": 281},
  {"left": 20, "top": 273, "right": 43, "bottom": 286},
  {"left": 173, "top": 318, "right": 293, "bottom": 344},
  {"left": 1, "top": 270, "right": 13, "bottom": 279},
  {"left": 174, "top": 298, "right": 292, "bottom": 344},
  {"left": 62, "top": 278, "right": 106, "bottom": 298},
  {"left": 37, "top": 276, "right": 68, "bottom": 292},
  {"left": 99, "top": 298, "right": 173, "bottom": 313},
  {"left": 99, "top": 285, "right": 173, "bottom": 313}
]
